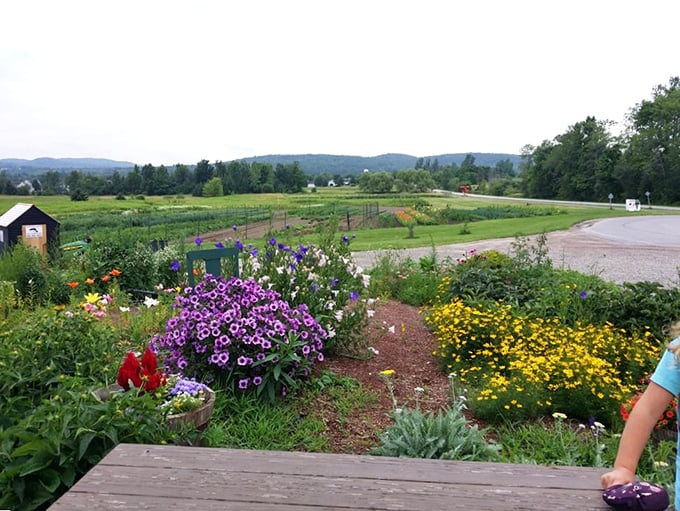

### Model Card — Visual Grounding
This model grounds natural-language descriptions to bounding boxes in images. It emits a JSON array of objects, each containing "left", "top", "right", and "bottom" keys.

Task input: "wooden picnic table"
[{"left": 48, "top": 443, "right": 610, "bottom": 510}]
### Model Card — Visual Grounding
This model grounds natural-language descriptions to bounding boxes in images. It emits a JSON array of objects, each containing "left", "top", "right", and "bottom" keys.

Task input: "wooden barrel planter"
[
  {"left": 95, "top": 384, "right": 216, "bottom": 432},
  {"left": 167, "top": 387, "right": 216, "bottom": 432}
]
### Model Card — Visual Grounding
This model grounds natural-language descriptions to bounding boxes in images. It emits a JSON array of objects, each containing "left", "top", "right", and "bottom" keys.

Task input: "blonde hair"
[{"left": 667, "top": 321, "right": 680, "bottom": 357}]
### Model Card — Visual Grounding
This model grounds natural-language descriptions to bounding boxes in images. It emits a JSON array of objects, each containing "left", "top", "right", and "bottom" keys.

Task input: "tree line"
[
  {"left": 520, "top": 77, "right": 680, "bottom": 205},
  {"left": 358, "top": 77, "right": 680, "bottom": 205},
  {"left": 0, "top": 160, "right": 310, "bottom": 198},
  {"left": 1, "top": 77, "right": 677, "bottom": 204}
]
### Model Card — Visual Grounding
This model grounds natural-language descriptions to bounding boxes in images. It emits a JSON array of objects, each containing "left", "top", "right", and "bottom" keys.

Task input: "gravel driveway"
[{"left": 352, "top": 219, "right": 680, "bottom": 288}]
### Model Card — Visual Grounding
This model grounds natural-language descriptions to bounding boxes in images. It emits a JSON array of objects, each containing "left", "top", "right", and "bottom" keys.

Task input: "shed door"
[{"left": 22, "top": 224, "right": 47, "bottom": 256}]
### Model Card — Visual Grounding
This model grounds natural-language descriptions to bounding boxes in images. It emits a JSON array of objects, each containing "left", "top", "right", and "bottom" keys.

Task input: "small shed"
[{"left": 0, "top": 203, "right": 60, "bottom": 255}]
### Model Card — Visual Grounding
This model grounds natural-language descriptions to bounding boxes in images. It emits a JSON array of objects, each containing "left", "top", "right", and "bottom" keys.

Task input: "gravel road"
[{"left": 352, "top": 219, "right": 680, "bottom": 288}]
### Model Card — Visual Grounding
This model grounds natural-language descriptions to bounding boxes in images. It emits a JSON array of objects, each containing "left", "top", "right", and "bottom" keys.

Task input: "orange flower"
[
  {"left": 68, "top": 281, "right": 79, "bottom": 289},
  {"left": 193, "top": 268, "right": 200, "bottom": 276},
  {"left": 109, "top": 268, "right": 122, "bottom": 276},
  {"left": 101, "top": 275, "right": 110, "bottom": 282},
  {"left": 86, "top": 278, "right": 95, "bottom": 285},
  {"left": 622, "top": 375, "right": 678, "bottom": 432}
]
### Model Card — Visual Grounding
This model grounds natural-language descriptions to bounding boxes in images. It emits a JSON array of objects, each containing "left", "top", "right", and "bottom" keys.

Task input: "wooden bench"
[{"left": 48, "top": 443, "right": 611, "bottom": 510}]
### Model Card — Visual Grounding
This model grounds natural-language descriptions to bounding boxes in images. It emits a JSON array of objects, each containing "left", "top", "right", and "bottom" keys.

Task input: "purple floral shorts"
[{"left": 602, "top": 481, "right": 669, "bottom": 510}]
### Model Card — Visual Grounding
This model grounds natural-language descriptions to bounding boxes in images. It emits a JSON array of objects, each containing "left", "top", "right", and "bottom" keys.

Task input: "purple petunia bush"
[{"left": 152, "top": 274, "right": 326, "bottom": 402}]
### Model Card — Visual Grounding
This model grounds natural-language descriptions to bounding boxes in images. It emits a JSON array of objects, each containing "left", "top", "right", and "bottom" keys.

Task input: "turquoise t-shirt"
[{"left": 650, "top": 339, "right": 680, "bottom": 510}]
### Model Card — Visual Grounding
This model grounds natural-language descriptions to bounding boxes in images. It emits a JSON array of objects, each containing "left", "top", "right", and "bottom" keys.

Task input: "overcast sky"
[{"left": 1, "top": 1, "right": 678, "bottom": 166}]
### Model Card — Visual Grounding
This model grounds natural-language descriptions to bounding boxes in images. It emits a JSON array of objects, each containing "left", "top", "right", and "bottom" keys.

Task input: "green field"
[{"left": 2, "top": 190, "right": 677, "bottom": 251}]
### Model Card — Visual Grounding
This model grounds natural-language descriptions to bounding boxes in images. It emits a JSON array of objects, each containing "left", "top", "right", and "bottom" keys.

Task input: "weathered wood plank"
[
  {"left": 100, "top": 443, "right": 604, "bottom": 489},
  {"left": 48, "top": 444, "right": 610, "bottom": 510}
]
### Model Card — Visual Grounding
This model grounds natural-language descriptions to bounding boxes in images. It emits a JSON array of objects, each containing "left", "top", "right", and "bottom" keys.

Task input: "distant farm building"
[{"left": 0, "top": 203, "right": 60, "bottom": 255}]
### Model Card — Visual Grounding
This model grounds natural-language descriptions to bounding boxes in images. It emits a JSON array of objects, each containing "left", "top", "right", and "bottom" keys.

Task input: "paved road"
[
  {"left": 352, "top": 216, "right": 680, "bottom": 288},
  {"left": 581, "top": 215, "right": 680, "bottom": 247}
]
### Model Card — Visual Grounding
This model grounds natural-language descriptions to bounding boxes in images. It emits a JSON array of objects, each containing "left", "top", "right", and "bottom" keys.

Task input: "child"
[{"left": 601, "top": 321, "right": 680, "bottom": 508}]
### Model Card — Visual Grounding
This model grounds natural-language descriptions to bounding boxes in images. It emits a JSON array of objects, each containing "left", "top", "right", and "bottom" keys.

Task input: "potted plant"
[{"left": 97, "top": 346, "right": 215, "bottom": 430}]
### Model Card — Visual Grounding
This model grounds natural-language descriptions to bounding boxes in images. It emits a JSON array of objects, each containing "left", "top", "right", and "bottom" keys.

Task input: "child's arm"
[{"left": 601, "top": 381, "right": 674, "bottom": 488}]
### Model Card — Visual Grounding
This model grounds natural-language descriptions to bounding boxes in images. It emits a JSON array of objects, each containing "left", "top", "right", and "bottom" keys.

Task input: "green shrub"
[
  {"left": 604, "top": 282, "right": 680, "bottom": 340},
  {"left": 0, "top": 242, "right": 46, "bottom": 306},
  {"left": 82, "top": 235, "right": 156, "bottom": 292},
  {"left": 368, "top": 250, "right": 454, "bottom": 306},
  {"left": 0, "top": 311, "right": 120, "bottom": 418},
  {"left": 371, "top": 405, "right": 499, "bottom": 461},
  {"left": 0, "top": 386, "right": 188, "bottom": 511},
  {"left": 496, "top": 415, "right": 611, "bottom": 467},
  {"left": 439, "top": 236, "right": 680, "bottom": 337}
]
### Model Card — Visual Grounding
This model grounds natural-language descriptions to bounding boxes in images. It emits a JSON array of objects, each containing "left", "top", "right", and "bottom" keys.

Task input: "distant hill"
[
  {"left": 0, "top": 153, "right": 521, "bottom": 176},
  {"left": 238, "top": 153, "right": 521, "bottom": 174},
  {"left": 0, "top": 157, "right": 135, "bottom": 171}
]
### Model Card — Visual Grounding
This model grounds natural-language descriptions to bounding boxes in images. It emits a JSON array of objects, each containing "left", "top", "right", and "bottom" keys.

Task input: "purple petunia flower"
[
  {"left": 350, "top": 291, "right": 359, "bottom": 301},
  {"left": 235, "top": 239, "right": 244, "bottom": 251},
  {"left": 170, "top": 260, "right": 181, "bottom": 272},
  {"left": 580, "top": 291, "right": 588, "bottom": 299},
  {"left": 215, "top": 242, "right": 225, "bottom": 249},
  {"left": 151, "top": 274, "right": 327, "bottom": 400},
  {"left": 195, "top": 237, "right": 202, "bottom": 246}
]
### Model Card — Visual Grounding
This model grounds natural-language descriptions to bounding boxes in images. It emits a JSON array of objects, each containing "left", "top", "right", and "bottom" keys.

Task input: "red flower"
[
  {"left": 621, "top": 375, "right": 678, "bottom": 432},
  {"left": 117, "top": 352, "right": 142, "bottom": 390},
  {"left": 116, "top": 347, "right": 165, "bottom": 392}
]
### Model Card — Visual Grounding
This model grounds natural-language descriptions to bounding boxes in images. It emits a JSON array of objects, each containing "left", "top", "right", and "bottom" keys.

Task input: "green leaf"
[
  {"left": 60, "top": 465, "right": 76, "bottom": 487},
  {"left": 77, "top": 431, "right": 97, "bottom": 460},
  {"left": 39, "top": 468, "right": 61, "bottom": 493},
  {"left": 18, "top": 451, "right": 54, "bottom": 476},
  {"left": 12, "top": 438, "right": 53, "bottom": 458}
]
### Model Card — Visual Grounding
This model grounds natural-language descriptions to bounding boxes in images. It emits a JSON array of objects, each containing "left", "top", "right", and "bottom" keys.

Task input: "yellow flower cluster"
[{"left": 425, "top": 299, "right": 661, "bottom": 420}]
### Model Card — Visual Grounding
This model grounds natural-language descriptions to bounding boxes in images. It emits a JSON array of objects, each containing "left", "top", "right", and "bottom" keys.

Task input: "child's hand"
[{"left": 601, "top": 467, "right": 635, "bottom": 488}]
